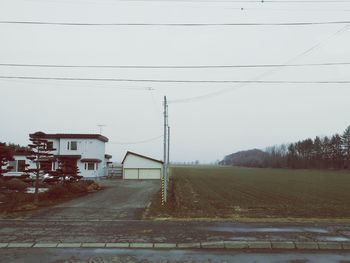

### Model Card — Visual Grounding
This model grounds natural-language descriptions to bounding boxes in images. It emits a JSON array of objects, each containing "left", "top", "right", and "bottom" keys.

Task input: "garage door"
[
  {"left": 139, "top": 169, "right": 161, "bottom": 179},
  {"left": 124, "top": 169, "right": 138, "bottom": 179}
]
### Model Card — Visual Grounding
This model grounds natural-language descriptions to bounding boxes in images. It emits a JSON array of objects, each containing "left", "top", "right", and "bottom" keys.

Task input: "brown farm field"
[{"left": 147, "top": 166, "right": 350, "bottom": 220}]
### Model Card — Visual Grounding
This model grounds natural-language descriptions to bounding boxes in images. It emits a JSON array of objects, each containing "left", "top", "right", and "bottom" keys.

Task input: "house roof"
[
  {"left": 81, "top": 158, "right": 102, "bottom": 163},
  {"left": 54, "top": 155, "right": 82, "bottom": 159},
  {"left": 30, "top": 132, "right": 108, "bottom": 142},
  {"left": 121, "top": 151, "right": 163, "bottom": 164},
  {"left": 13, "top": 150, "right": 31, "bottom": 156}
]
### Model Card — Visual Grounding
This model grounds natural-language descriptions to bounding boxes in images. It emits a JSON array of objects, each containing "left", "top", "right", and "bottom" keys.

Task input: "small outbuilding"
[{"left": 122, "top": 151, "right": 163, "bottom": 180}]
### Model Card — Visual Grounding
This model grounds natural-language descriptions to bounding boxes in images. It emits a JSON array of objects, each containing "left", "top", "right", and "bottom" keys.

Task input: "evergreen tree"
[
  {"left": 24, "top": 132, "right": 55, "bottom": 204},
  {"left": 313, "top": 136, "right": 323, "bottom": 168},
  {"left": 50, "top": 157, "right": 82, "bottom": 183},
  {"left": 0, "top": 142, "right": 14, "bottom": 177},
  {"left": 329, "top": 134, "right": 343, "bottom": 169}
]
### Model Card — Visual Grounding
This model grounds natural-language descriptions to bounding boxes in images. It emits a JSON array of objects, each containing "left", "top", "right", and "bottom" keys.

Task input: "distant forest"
[{"left": 221, "top": 125, "right": 350, "bottom": 170}]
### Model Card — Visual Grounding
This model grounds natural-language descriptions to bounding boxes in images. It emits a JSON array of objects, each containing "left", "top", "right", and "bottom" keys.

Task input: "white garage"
[{"left": 122, "top": 151, "right": 163, "bottom": 180}]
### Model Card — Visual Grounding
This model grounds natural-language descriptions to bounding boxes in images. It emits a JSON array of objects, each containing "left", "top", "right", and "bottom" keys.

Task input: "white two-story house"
[
  {"left": 31, "top": 133, "right": 111, "bottom": 178},
  {"left": 3, "top": 132, "right": 112, "bottom": 179}
]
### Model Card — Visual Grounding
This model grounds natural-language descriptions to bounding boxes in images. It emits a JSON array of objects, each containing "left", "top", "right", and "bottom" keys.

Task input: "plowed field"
[{"left": 148, "top": 166, "right": 350, "bottom": 219}]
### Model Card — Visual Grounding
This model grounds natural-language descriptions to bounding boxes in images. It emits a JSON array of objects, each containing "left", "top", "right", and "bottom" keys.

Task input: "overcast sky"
[{"left": 1, "top": 0, "right": 350, "bottom": 163}]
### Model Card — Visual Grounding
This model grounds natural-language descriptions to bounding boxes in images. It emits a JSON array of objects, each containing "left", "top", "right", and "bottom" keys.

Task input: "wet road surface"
[
  {"left": 1, "top": 219, "right": 350, "bottom": 243},
  {"left": 1, "top": 248, "right": 350, "bottom": 263}
]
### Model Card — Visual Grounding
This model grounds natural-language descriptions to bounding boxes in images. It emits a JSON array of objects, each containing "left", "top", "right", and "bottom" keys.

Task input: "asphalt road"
[
  {"left": 20, "top": 180, "right": 160, "bottom": 220},
  {"left": 1, "top": 248, "right": 350, "bottom": 263}
]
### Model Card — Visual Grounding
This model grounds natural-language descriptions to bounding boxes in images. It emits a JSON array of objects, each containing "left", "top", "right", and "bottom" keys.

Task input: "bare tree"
[{"left": 342, "top": 125, "right": 350, "bottom": 169}]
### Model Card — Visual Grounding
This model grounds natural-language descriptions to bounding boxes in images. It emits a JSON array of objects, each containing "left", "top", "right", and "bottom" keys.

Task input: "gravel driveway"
[{"left": 26, "top": 180, "right": 160, "bottom": 220}]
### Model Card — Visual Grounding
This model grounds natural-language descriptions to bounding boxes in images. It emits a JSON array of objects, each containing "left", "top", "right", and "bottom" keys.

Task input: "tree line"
[{"left": 222, "top": 125, "right": 350, "bottom": 170}]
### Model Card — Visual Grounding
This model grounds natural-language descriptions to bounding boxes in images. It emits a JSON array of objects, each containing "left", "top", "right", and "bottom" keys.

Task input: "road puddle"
[
  {"left": 203, "top": 226, "right": 329, "bottom": 234},
  {"left": 316, "top": 236, "right": 350, "bottom": 242}
]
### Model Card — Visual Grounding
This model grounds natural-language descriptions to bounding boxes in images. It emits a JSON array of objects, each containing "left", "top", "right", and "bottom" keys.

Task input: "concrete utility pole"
[
  {"left": 162, "top": 96, "right": 169, "bottom": 204},
  {"left": 167, "top": 126, "right": 170, "bottom": 166}
]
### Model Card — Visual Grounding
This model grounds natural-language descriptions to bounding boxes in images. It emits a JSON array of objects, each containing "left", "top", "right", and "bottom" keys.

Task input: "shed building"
[{"left": 122, "top": 151, "right": 163, "bottom": 180}]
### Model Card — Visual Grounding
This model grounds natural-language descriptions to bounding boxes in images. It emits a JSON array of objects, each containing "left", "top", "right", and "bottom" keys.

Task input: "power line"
[
  {"left": 1, "top": 62, "right": 350, "bottom": 69},
  {"left": 1, "top": 75, "right": 350, "bottom": 84},
  {"left": 48, "top": 0, "right": 350, "bottom": 2},
  {"left": 109, "top": 135, "right": 162, "bottom": 145},
  {"left": 169, "top": 24, "right": 350, "bottom": 103},
  {"left": 0, "top": 77, "right": 154, "bottom": 90},
  {"left": 1, "top": 20, "right": 350, "bottom": 26},
  {"left": 12, "top": 0, "right": 350, "bottom": 2}
]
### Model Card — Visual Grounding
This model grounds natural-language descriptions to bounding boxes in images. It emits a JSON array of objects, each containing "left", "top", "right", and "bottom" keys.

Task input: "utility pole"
[
  {"left": 162, "top": 96, "right": 168, "bottom": 205},
  {"left": 167, "top": 126, "right": 170, "bottom": 166}
]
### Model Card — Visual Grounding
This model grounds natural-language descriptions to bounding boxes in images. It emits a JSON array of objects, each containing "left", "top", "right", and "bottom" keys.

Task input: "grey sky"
[{"left": 1, "top": 0, "right": 350, "bottom": 163}]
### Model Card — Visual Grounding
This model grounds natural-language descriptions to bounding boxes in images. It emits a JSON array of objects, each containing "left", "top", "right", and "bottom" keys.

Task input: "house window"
[
  {"left": 8, "top": 161, "right": 17, "bottom": 171},
  {"left": 71, "top": 141, "right": 77, "bottom": 150},
  {"left": 67, "top": 141, "right": 77, "bottom": 150},
  {"left": 47, "top": 141, "right": 53, "bottom": 150},
  {"left": 7, "top": 160, "right": 26, "bottom": 172},
  {"left": 87, "top": 163, "right": 95, "bottom": 170}
]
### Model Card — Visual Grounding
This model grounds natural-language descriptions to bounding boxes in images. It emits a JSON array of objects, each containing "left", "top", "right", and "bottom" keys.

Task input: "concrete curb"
[{"left": 1, "top": 241, "right": 350, "bottom": 250}]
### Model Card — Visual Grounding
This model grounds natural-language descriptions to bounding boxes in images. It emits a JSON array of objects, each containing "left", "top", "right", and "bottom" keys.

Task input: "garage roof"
[{"left": 121, "top": 151, "right": 163, "bottom": 164}]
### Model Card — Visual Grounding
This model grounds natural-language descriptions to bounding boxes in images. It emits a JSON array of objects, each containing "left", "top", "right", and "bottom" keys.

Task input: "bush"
[
  {"left": 5, "top": 178, "right": 29, "bottom": 192},
  {"left": 4, "top": 192, "right": 34, "bottom": 211},
  {"left": 86, "top": 182, "right": 100, "bottom": 192},
  {"left": 67, "top": 181, "right": 88, "bottom": 194},
  {"left": 47, "top": 184, "right": 69, "bottom": 199}
]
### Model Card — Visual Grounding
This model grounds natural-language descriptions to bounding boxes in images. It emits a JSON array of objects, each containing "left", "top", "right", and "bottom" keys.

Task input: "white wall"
[
  {"left": 123, "top": 154, "right": 163, "bottom": 169},
  {"left": 47, "top": 138, "right": 106, "bottom": 178},
  {"left": 2, "top": 155, "right": 36, "bottom": 176}
]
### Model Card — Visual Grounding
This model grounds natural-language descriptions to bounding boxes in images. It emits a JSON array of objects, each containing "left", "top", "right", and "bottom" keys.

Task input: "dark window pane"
[
  {"left": 47, "top": 141, "right": 53, "bottom": 150},
  {"left": 87, "top": 163, "right": 95, "bottom": 170},
  {"left": 8, "top": 161, "right": 17, "bottom": 171},
  {"left": 17, "top": 160, "right": 26, "bottom": 172},
  {"left": 70, "top": 141, "right": 77, "bottom": 150}
]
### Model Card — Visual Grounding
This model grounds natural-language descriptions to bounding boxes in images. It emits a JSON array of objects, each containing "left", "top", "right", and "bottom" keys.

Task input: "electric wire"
[
  {"left": 169, "top": 23, "right": 350, "bottom": 103},
  {"left": 0, "top": 75, "right": 349, "bottom": 84},
  {"left": 1, "top": 20, "right": 350, "bottom": 26},
  {"left": 1, "top": 62, "right": 350, "bottom": 69},
  {"left": 109, "top": 135, "right": 163, "bottom": 145}
]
